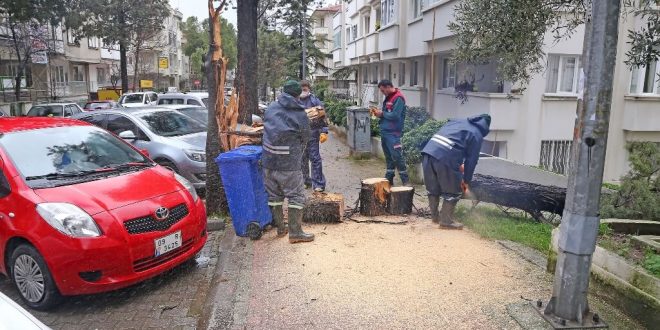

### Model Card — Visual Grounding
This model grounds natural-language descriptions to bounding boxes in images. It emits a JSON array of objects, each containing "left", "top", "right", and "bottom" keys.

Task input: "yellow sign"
[
  {"left": 158, "top": 57, "right": 169, "bottom": 69},
  {"left": 140, "top": 80, "right": 153, "bottom": 88}
]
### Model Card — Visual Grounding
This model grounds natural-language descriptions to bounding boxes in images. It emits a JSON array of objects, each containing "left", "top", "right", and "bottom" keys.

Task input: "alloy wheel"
[{"left": 13, "top": 254, "right": 45, "bottom": 303}]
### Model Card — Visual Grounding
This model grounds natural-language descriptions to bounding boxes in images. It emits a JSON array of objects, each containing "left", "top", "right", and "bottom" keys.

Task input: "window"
[
  {"left": 412, "top": 0, "right": 424, "bottom": 19},
  {"left": 546, "top": 54, "right": 581, "bottom": 94},
  {"left": 630, "top": 60, "right": 660, "bottom": 94},
  {"left": 540, "top": 140, "right": 573, "bottom": 175},
  {"left": 97, "top": 68, "right": 106, "bottom": 84},
  {"left": 442, "top": 59, "right": 456, "bottom": 89},
  {"left": 410, "top": 60, "right": 419, "bottom": 86},
  {"left": 187, "top": 99, "right": 202, "bottom": 106},
  {"left": 333, "top": 31, "right": 342, "bottom": 49},
  {"left": 363, "top": 66, "right": 370, "bottom": 83},
  {"left": 107, "top": 114, "right": 140, "bottom": 137},
  {"left": 363, "top": 16, "right": 371, "bottom": 35},
  {"left": 387, "top": 64, "right": 392, "bottom": 81},
  {"left": 352, "top": 25, "right": 357, "bottom": 40},
  {"left": 381, "top": 0, "right": 396, "bottom": 26},
  {"left": 346, "top": 27, "right": 351, "bottom": 42},
  {"left": 320, "top": 18, "right": 325, "bottom": 27},
  {"left": 79, "top": 114, "right": 106, "bottom": 127},
  {"left": 52, "top": 66, "right": 66, "bottom": 84},
  {"left": 66, "top": 29, "right": 77, "bottom": 45},
  {"left": 372, "top": 65, "right": 379, "bottom": 84},
  {"left": 72, "top": 65, "right": 84, "bottom": 81},
  {"left": 88, "top": 37, "right": 99, "bottom": 49},
  {"left": 63, "top": 105, "right": 74, "bottom": 117},
  {"left": 399, "top": 62, "right": 406, "bottom": 86}
]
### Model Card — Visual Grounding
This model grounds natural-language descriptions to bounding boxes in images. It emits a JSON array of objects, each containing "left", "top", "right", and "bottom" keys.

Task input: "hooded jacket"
[
  {"left": 262, "top": 93, "right": 311, "bottom": 171},
  {"left": 421, "top": 114, "right": 491, "bottom": 184}
]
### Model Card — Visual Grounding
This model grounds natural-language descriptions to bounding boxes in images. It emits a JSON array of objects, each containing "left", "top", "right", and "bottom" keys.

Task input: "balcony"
[
  {"left": 434, "top": 90, "right": 520, "bottom": 131},
  {"left": 365, "top": 32, "right": 379, "bottom": 55},
  {"left": 314, "top": 27, "right": 330, "bottom": 36},
  {"left": 347, "top": 41, "right": 357, "bottom": 60},
  {"left": 378, "top": 24, "right": 399, "bottom": 52},
  {"left": 623, "top": 95, "right": 660, "bottom": 132}
]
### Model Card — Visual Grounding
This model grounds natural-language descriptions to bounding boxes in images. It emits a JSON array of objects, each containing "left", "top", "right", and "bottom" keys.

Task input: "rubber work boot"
[
  {"left": 270, "top": 205, "right": 288, "bottom": 237},
  {"left": 288, "top": 207, "right": 315, "bottom": 243},
  {"left": 439, "top": 200, "right": 463, "bottom": 230},
  {"left": 428, "top": 195, "right": 441, "bottom": 224}
]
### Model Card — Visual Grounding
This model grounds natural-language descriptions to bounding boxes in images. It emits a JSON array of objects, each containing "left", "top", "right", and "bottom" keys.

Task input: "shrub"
[
  {"left": 403, "top": 106, "right": 431, "bottom": 134},
  {"left": 600, "top": 142, "right": 660, "bottom": 221},
  {"left": 401, "top": 119, "right": 446, "bottom": 166},
  {"left": 370, "top": 117, "right": 380, "bottom": 137},
  {"left": 324, "top": 98, "right": 352, "bottom": 127}
]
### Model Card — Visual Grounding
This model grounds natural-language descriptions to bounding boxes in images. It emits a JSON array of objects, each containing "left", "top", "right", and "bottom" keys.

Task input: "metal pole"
[
  {"left": 301, "top": 2, "right": 307, "bottom": 80},
  {"left": 540, "top": 1, "right": 621, "bottom": 328}
]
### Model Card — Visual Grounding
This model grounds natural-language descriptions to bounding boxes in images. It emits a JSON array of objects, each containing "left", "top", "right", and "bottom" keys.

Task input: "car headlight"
[
  {"left": 36, "top": 203, "right": 101, "bottom": 238},
  {"left": 175, "top": 172, "right": 199, "bottom": 202},
  {"left": 185, "top": 150, "right": 206, "bottom": 162}
]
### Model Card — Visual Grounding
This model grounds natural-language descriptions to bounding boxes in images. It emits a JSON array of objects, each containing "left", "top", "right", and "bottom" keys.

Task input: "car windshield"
[
  {"left": 202, "top": 98, "right": 209, "bottom": 107},
  {"left": 0, "top": 126, "right": 150, "bottom": 188},
  {"left": 27, "top": 105, "right": 63, "bottom": 117},
  {"left": 178, "top": 108, "right": 208, "bottom": 125},
  {"left": 123, "top": 94, "right": 143, "bottom": 103},
  {"left": 86, "top": 102, "right": 112, "bottom": 110},
  {"left": 136, "top": 111, "right": 206, "bottom": 137}
]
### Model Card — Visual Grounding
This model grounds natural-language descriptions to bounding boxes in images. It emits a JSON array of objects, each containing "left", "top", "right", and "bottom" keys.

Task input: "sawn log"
[{"left": 303, "top": 192, "right": 344, "bottom": 223}]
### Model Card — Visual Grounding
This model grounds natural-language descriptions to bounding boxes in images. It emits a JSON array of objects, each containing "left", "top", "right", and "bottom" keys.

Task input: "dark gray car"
[{"left": 73, "top": 108, "right": 207, "bottom": 189}]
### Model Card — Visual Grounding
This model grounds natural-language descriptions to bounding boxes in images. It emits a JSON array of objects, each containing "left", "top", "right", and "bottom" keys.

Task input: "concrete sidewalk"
[{"left": 204, "top": 133, "right": 643, "bottom": 330}]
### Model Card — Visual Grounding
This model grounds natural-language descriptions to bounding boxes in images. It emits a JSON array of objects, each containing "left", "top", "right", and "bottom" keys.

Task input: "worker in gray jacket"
[{"left": 262, "top": 80, "right": 315, "bottom": 243}]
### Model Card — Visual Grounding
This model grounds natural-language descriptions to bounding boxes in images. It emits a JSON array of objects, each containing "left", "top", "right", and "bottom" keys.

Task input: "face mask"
[{"left": 300, "top": 91, "right": 310, "bottom": 99}]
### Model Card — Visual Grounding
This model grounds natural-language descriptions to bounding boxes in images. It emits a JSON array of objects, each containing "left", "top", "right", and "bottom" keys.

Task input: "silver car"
[{"left": 73, "top": 108, "right": 207, "bottom": 190}]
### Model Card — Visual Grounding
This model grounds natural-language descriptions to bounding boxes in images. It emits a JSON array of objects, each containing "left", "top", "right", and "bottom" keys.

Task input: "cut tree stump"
[
  {"left": 359, "top": 178, "right": 391, "bottom": 216},
  {"left": 469, "top": 173, "right": 566, "bottom": 220},
  {"left": 303, "top": 192, "right": 344, "bottom": 223},
  {"left": 387, "top": 186, "right": 415, "bottom": 215}
]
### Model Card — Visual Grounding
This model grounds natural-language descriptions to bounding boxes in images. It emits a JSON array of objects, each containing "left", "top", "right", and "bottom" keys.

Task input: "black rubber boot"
[
  {"left": 270, "top": 205, "right": 288, "bottom": 237},
  {"left": 428, "top": 195, "right": 441, "bottom": 224},
  {"left": 288, "top": 207, "right": 315, "bottom": 243},
  {"left": 439, "top": 200, "right": 463, "bottom": 230}
]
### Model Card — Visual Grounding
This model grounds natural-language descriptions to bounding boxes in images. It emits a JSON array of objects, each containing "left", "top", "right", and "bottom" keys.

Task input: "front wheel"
[{"left": 10, "top": 244, "right": 62, "bottom": 310}]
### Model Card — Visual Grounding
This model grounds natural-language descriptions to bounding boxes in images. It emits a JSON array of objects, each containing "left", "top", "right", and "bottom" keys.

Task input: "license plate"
[{"left": 154, "top": 231, "right": 182, "bottom": 257}]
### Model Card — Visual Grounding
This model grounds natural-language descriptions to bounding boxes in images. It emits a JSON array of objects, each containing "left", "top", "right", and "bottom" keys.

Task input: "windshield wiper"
[
  {"left": 98, "top": 162, "right": 154, "bottom": 172},
  {"left": 25, "top": 170, "right": 101, "bottom": 181}
]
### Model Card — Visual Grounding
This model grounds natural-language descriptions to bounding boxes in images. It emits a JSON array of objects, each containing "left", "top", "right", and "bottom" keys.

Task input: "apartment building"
[
  {"left": 0, "top": 8, "right": 189, "bottom": 103},
  {"left": 311, "top": 5, "right": 348, "bottom": 93},
  {"left": 331, "top": 0, "right": 660, "bottom": 181}
]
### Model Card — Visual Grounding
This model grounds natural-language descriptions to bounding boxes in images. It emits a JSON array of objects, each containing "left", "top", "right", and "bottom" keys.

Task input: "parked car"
[
  {"left": 118, "top": 92, "right": 159, "bottom": 108},
  {"left": 157, "top": 93, "right": 207, "bottom": 107},
  {"left": 83, "top": 100, "right": 120, "bottom": 111},
  {"left": 73, "top": 108, "right": 207, "bottom": 190},
  {"left": 26, "top": 103, "right": 84, "bottom": 118},
  {"left": 157, "top": 104, "right": 263, "bottom": 126},
  {"left": 0, "top": 292, "right": 50, "bottom": 329},
  {"left": 0, "top": 117, "right": 207, "bottom": 309}
]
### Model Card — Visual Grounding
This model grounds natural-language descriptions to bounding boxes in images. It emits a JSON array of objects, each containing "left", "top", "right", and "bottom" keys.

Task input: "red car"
[{"left": 0, "top": 118, "right": 207, "bottom": 310}]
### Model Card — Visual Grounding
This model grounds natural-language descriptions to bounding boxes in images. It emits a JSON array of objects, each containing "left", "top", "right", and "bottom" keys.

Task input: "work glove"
[{"left": 319, "top": 133, "right": 328, "bottom": 144}]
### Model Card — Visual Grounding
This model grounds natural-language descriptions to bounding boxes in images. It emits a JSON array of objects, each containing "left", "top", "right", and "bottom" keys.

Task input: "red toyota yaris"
[{"left": 0, "top": 118, "right": 207, "bottom": 310}]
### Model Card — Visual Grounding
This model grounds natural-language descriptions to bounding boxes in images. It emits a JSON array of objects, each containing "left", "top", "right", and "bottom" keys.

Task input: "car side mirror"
[{"left": 118, "top": 130, "right": 137, "bottom": 141}]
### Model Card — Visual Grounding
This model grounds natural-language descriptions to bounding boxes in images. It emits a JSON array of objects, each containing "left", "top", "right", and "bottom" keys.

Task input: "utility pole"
[
  {"left": 301, "top": 1, "right": 307, "bottom": 80},
  {"left": 539, "top": 1, "right": 621, "bottom": 328}
]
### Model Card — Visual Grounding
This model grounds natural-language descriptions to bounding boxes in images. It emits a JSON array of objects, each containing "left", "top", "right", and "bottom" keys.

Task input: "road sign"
[
  {"left": 140, "top": 80, "right": 153, "bottom": 88},
  {"left": 194, "top": 80, "right": 201, "bottom": 87},
  {"left": 158, "top": 57, "right": 169, "bottom": 69}
]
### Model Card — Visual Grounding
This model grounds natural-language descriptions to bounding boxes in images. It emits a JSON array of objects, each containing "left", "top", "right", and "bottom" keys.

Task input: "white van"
[{"left": 118, "top": 92, "right": 159, "bottom": 108}]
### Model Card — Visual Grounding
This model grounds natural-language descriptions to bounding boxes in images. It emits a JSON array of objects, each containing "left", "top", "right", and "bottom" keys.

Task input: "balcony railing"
[
  {"left": 434, "top": 90, "right": 520, "bottom": 131},
  {"left": 622, "top": 95, "right": 660, "bottom": 132}
]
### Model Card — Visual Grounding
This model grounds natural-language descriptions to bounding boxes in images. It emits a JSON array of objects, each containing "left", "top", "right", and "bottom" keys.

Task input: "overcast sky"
[{"left": 169, "top": 0, "right": 238, "bottom": 26}]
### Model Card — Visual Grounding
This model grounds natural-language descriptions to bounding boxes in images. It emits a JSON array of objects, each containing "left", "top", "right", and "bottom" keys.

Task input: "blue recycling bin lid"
[{"left": 216, "top": 145, "right": 263, "bottom": 163}]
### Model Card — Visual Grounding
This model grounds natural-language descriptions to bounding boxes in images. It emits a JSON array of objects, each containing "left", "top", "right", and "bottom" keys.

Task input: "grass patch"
[
  {"left": 598, "top": 224, "right": 660, "bottom": 279},
  {"left": 455, "top": 206, "right": 553, "bottom": 254}
]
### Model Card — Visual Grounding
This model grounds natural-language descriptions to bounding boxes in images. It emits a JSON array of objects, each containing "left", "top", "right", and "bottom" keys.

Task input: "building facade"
[
  {"left": 311, "top": 5, "right": 347, "bottom": 93},
  {"left": 0, "top": 7, "right": 189, "bottom": 103},
  {"left": 331, "top": 0, "right": 660, "bottom": 182}
]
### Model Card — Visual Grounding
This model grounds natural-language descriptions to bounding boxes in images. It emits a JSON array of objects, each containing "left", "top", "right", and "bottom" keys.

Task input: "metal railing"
[{"left": 539, "top": 140, "right": 573, "bottom": 175}]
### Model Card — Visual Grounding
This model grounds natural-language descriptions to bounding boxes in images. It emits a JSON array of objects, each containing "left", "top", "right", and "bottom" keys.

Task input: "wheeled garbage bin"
[{"left": 215, "top": 145, "right": 272, "bottom": 239}]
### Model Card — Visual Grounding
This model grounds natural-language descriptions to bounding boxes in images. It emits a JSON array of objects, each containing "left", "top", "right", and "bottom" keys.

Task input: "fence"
[{"left": 539, "top": 140, "right": 573, "bottom": 175}]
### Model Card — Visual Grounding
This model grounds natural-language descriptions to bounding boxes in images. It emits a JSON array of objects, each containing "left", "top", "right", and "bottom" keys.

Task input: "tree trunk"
[
  {"left": 236, "top": 0, "right": 258, "bottom": 125},
  {"left": 303, "top": 192, "right": 344, "bottom": 223},
  {"left": 132, "top": 48, "right": 140, "bottom": 92},
  {"left": 359, "top": 178, "right": 391, "bottom": 217},
  {"left": 14, "top": 68, "right": 23, "bottom": 102},
  {"left": 119, "top": 41, "right": 129, "bottom": 93},
  {"left": 205, "top": 1, "right": 228, "bottom": 216},
  {"left": 469, "top": 173, "right": 566, "bottom": 220},
  {"left": 387, "top": 187, "right": 415, "bottom": 215}
]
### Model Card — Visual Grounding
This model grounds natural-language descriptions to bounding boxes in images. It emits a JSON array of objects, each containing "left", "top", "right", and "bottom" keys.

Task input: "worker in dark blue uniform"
[
  {"left": 421, "top": 114, "right": 491, "bottom": 229},
  {"left": 371, "top": 80, "right": 408, "bottom": 186},
  {"left": 298, "top": 80, "right": 328, "bottom": 192},
  {"left": 263, "top": 80, "right": 314, "bottom": 243}
]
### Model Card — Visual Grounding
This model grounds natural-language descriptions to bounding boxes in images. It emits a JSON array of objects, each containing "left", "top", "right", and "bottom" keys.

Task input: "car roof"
[
  {"left": 157, "top": 104, "right": 206, "bottom": 110},
  {"left": 73, "top": 107, "right": 178, "bottom": 117},
  {"left": 32, "top": 103, "right": 73, "bottom": 106},
  {"left": 122, "top": 92, "right": 153, "bottom": 96},
  {"left": 158, "top": 93, "right": 198, "bottom": 98},
  {"left": 0, "top": 117, "right": 90, "bottom": 133},
  {"left": 87, "top": 100, "right": 115, "bottom": 103}
]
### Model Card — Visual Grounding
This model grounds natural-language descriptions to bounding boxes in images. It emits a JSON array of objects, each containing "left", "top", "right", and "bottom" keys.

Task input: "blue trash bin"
[{"left": 215, "top": 146, "right": 272, "bottom": 239}]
